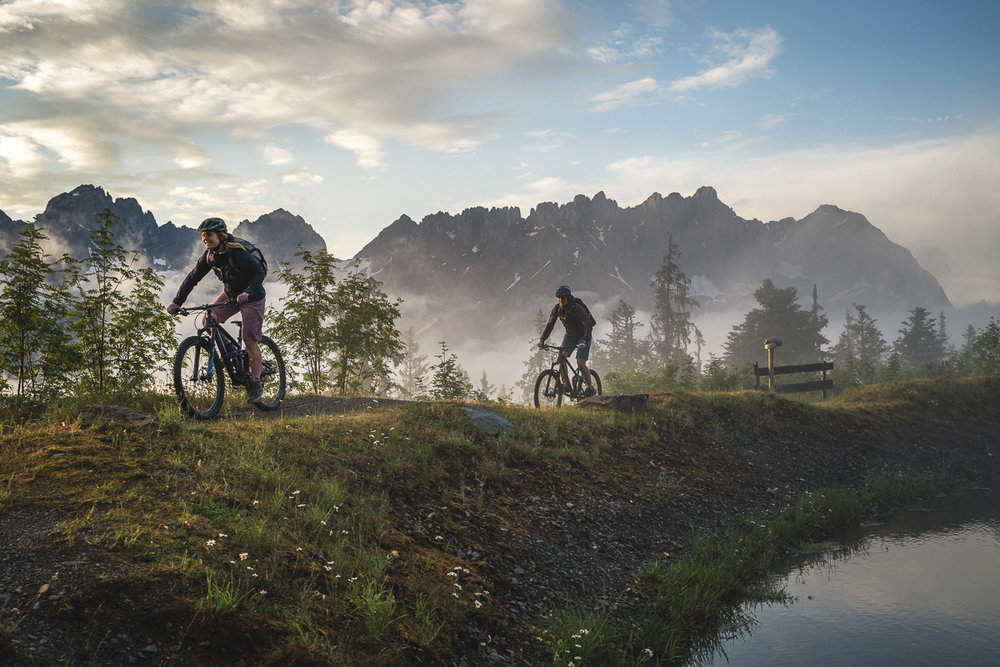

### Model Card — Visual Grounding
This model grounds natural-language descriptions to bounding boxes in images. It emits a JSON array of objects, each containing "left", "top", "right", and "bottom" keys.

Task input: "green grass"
[{"left": 0, "top": 377, "right": 996, "bottom": 664}]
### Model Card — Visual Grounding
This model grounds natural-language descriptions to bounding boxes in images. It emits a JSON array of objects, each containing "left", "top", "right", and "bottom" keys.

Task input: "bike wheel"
[
  {"left": 589, "top": 370, "right": 602, "bottom": 396},
  {"left": 255, "top": 335, "right": 286, "bottom": 410},
  {"left": 533, "top": 369, "right": 563, "bottom": 408},
  {"left": 174, "top": 336, "right": 225, "bottom": 419}
]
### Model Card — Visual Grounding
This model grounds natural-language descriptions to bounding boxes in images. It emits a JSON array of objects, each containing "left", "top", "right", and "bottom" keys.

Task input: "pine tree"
[
  {"left": 472, "top": 371, "right": 496, "bottom": 402},
  {"left": 970, "top": 317, "right": 1000, "bottom": 375},
  {"left": 833, "top": 303, "right": 888, "bottom": 386},
  {"left": 599, "top": 299, "right": 650, "bottom": 373},
  {"left": 395, "top": 327, "right": 431, "bottom": 399},
  {"left": 516, "top": 309, "right": 552, "bottom": 403},
  {"left": 648, "top": 237, "right": 699, "bottom": 366},
  {"left": 723, "top": 279, "right": 828, "bottom": 365},
  {"left": 894, "top": 306, "right": 945, "bottom": 370},
  {"left": 430, "top": 341, "right": 471, "bottom": 400}
]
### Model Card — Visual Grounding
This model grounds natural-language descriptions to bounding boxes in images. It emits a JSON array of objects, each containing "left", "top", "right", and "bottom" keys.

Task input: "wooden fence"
[{"left": 753, "top": 360, "right": 834, "bottom": 398}]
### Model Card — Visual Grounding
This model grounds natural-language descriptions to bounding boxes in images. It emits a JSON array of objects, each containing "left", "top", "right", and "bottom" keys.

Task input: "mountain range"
[{"left": 0, "top": 184, "right": 959, "bottom": 358}]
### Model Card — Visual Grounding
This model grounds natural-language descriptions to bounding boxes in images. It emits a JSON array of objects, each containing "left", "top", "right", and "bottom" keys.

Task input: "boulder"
[{"left": 463, "top": 406, "right": 518, "bottom": 436}]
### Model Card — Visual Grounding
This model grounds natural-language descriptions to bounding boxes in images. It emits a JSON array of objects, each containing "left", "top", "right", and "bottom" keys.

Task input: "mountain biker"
[
  {"left": 538, "top": 284, "right": 596, "bottom": 396},
  {"left": 166, "top": 217, "right": 267, "bottom": 404}
]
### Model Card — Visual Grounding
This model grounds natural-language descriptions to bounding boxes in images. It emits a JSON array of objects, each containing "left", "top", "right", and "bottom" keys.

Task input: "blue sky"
[{"left": 1, "top": 0, "right": 998, "bottom": 304}]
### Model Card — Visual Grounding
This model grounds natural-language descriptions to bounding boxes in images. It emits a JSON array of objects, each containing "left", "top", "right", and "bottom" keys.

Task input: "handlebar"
[
  {"left": 540, "top": 343, "right": 573, "bottom": 352},
  {"left": 177, "top": 300, "right": 236, "bottom": 316}
]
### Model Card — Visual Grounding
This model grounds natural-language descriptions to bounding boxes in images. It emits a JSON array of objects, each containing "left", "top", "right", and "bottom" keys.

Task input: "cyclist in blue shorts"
[{"left": 538, "top": 284, "right": 596, "bottom": 396}]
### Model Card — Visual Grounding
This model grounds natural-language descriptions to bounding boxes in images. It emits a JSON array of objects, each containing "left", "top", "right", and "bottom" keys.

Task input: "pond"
[{"left": 704, "top": 488, "right": 1000, "bottom": 666}]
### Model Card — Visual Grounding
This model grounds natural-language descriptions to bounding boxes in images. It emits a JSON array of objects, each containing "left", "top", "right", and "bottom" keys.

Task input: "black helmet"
[
  {"left": 198, "top": 217, "right": 227, "bottom": 233},
  {"left": 555, "top": 285, "right": 572, "bottom": 297}
]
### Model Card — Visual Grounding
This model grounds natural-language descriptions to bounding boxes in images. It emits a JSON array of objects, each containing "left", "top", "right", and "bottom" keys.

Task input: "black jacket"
[
  {"left": 540, "top": 300, "right": 593, "bottom": 343},
  {"left": 172, "top": 237, "right": 266, "bottom": 306}
]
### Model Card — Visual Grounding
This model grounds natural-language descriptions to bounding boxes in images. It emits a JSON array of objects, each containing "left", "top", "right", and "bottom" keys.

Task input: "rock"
[
  {"left": 577, "top": 394, "right": 649, "bottom": 412},
  {"left": 80, "top": 405, "right": 156, "bottom": 428},
  {"left": 462, "top": 406, "right": 518, "bottom": 436}
]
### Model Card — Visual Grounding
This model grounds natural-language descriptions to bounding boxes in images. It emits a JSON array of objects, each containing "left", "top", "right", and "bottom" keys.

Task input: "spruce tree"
[
  {"left": 648, "top": 237, "right": 699, "bottom": 366},
  {"left": 395, "top": 327, "right": 431, "bottom": 399},
  {"left": 894, "top": 306, "right": 945, "bottom": 370},
  {"left": 833, "top": 303, "right": 888, "bottom": 386},
  {"left": 430, "top": 341, "right": 471, "bottom": 400},
  {"left": 724, "top": 279, "right": 828, "bottom": 365},
  {"left": 599, "top": 299, "right": 650, "bottom": 373},
  {"left": 516, "top": 309, "right": 552, "bottom": 403}
]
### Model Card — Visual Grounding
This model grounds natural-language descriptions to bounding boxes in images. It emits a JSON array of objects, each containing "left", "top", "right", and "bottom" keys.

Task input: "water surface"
[{"left": 705, "top": 489, "right": 1000, "bottom": 666}]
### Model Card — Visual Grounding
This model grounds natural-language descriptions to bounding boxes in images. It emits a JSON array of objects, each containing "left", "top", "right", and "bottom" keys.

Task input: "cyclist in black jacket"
[
  {"left": 538, "top": 284, "right": 596, "bottom": 396},
  {"left": 166, "top": 217, "right": 267, "bottom": 403}
]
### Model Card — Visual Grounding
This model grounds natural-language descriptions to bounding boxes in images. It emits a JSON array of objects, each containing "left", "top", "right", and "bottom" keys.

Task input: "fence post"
[{"left": 764, "top": 337, "right": 782, "bottom": 393}]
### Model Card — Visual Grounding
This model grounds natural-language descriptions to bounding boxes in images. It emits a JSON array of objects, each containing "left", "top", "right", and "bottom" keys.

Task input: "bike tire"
[
  {"left": 533, "top": 369, "right": 563, "bottom": 408},
  {"left": 255, "top": 335, "right": 286, "bottom": 410},
  {"left": 590, "top": 370, "right": 602, "bottom": 396},
  {"left": 174, "top": 336, "right": 225, "bottom": 419}
]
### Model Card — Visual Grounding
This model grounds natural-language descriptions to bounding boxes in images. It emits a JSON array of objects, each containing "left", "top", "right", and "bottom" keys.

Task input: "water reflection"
[{"left": 703, "top": 489, "right": 1000, "bottom": 666}]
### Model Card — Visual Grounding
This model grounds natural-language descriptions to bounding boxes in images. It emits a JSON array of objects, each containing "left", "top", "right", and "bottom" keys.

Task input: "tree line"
[{"left": 2, "top": 214, "right": 997, "bottom": 408}]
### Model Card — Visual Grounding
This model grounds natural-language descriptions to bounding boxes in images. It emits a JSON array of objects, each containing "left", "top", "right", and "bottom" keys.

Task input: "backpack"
[
  {"left": 575, "top": 297, "right": 597, "bottom": 327},
  {"left": 227, "top": 235, "right": 268, "bottom": 275}
]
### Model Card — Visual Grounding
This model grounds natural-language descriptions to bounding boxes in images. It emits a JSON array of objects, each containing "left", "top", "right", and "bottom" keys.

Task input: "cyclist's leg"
[
  {"left": 559, "top": 333, "right": 576, "bottom": 387},
  {"left": 576, "top": 337, "right": 594, "bottom": 390},
  {"left": 239, "top": 298, "right": 265, "bottom": 378},
  {"left": 208, "top": 292, "right": 239, "bottom": 325}
]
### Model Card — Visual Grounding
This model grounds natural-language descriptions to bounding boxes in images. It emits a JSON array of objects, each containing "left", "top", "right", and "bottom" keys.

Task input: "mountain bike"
[
  {"left": 172, "top": 301, "right": 286, "bottom": 419},
  {"left": 533, "top": 344, "right": 602, "bottom": 408}
]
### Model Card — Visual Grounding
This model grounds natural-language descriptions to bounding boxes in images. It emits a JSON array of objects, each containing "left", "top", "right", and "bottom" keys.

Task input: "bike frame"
[
  {"left": 181, "top": 303, "right": 250, "bottom": 387},
  {"left": 544, "top": 344, "right": 583, "bottom": 386}
]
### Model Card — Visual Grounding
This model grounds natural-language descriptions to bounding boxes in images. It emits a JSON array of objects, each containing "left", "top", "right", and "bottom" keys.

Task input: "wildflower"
[
  {"left": 206, "top": 539, "right": 216, "bottom": 547},
  {"left": 297, "top": 503, "right": 306, "bottom": 508},
  {"left": 259, "top": 589, "right": 267, "bottom": 595},
  {"left": 218, "top": 533, "right": 228, "bottom": 538},
  {"left": 239, "top": 553, "right": 249, "bottom": 560}
]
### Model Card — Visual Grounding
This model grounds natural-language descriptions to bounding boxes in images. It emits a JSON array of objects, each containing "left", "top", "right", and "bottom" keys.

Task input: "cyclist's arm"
[
  {"left": 171, "top": 251, "right": 212, "bottom": 306},
  {"left": 539, "top": 304, "right": 559, "bottom": 343}
]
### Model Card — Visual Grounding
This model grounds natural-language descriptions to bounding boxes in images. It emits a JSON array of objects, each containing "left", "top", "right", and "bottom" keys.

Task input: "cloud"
[
  {"left": 0, "top": 0, "right": 577, "bottom": 171},
  {"left": 282, "top": 168, "right": 324, "bottom": 184},
  {"left": 589, "top": 77, "right": 662, "bottom": 112},
  {"left": 669, "top": 26, "right": 782, "bottom": 96},
  {"left": 261, "top": 143, "right": 294, "bottom": 166},
  {"left": 324, "top": 129, "right": 387, "bottom": 170}
]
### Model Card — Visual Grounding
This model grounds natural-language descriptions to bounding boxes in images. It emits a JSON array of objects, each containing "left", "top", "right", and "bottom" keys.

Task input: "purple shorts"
[{"left": 210, "top": 292, "right": 265, "bottom": 343}]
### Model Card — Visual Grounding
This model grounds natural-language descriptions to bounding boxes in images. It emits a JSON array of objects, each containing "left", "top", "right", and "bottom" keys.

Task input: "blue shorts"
[{"left": 560, "top": 334, "right": 591, "bottom": 361}]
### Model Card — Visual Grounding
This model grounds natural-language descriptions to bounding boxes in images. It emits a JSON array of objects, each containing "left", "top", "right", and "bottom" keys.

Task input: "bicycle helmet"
[
  {"left": 198, "top": 217, "right": 227, "bottom": 234},
  {"left": 555, "top": 285, "right": 572, "bottom": 297}
]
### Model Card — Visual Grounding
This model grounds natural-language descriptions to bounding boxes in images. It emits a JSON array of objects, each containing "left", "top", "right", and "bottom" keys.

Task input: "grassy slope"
[{"left": 0, "top": 377, "right": 997, "bottom": 665}]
